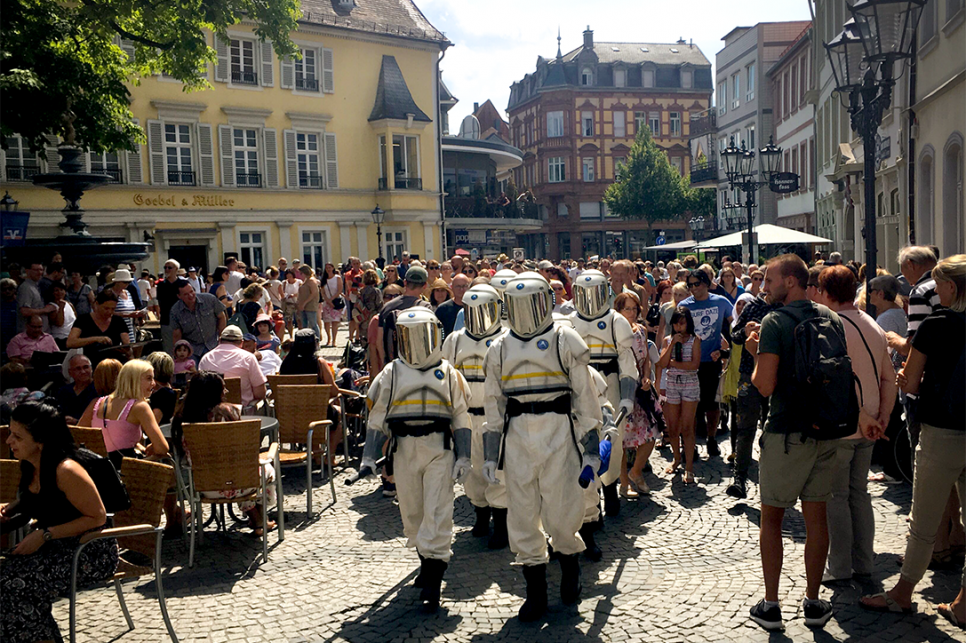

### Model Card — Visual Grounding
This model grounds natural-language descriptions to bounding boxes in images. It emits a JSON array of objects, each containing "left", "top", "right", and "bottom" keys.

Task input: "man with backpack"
[{"left": 745, "top": 254, "right": 857, "bottom": 631}]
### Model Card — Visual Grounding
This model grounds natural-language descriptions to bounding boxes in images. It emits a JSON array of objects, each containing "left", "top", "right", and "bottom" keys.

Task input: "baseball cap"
[
  {"left": 242, "top": 332, "right": 257, "bottom": 342},
  {"left": 538, "top": 260, "right": 554, "bottom": 270},
  {"left": 220, "top": 325, "right": 244, "bottom": 341},
  {"left": 405, "top": 266, "right": 428, "bottom": 285}
]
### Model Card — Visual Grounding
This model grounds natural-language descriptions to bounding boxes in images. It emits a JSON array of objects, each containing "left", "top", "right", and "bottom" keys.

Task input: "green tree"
[
  {"left": 684, "top": 185, "right": 716, "bottom": 219},
  {"left": 2, "top": 0, "right": 301, "bottom": 153},
  {"left": 604, "top": 126, "right": 689, "bottom": 239}
]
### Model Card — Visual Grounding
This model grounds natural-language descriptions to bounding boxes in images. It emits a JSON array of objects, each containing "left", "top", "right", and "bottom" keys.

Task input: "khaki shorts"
[{"left": 759, "top": 431, "right": 840, "bottom": 508}]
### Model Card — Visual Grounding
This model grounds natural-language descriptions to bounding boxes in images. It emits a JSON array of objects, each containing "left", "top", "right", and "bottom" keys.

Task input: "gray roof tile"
[
  {"left": 368, "top": 55, "right": 431, "bottom": 122},
  {"left": 299, "top": 0, "right": 449, "bottom": 45},
  {"left": 561, "top": 42, "right": 710, "bottom": 66}
]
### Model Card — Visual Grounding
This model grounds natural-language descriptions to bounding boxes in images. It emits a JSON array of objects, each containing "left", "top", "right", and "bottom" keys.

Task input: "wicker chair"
[
  {"left": 0, "top": 425, "right": 9, "bottom": 459},
  {"left": 69, "top": 426, "right": 110, "bottom": 458},
  {"left": 273, "top": 385, "right": 334, "bottom": 516},
  {"left": 0, "top": 458, "right": 19, "bottom": 504},
  {"left": 267, "top": 374, "right": 317, "bottom": 391},
  {"left": 223, "top": 377, "right": 242, "bottom": 405},
  {"left": 181, "top": 420, "right": 278, "bottom": 567},
  {"left": 68, "top": 457, "right": 179, "bottom": 643}
]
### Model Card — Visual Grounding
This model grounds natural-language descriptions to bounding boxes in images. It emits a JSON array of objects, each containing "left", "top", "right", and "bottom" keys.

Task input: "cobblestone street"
[{"left": 59, "top": 333, "right": 962, "bottom": 643}]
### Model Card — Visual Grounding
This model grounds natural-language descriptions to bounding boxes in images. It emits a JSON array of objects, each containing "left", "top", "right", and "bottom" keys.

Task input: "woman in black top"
[
  {"left": 0, "top": 403, "right": 118, "bottom": 643},
  {"left": 860, "top": 254, "right": 966, "bottom": 626},
  {"left": 67, "top": 289, "right": 131, "bottom": 364},
  {"left": 147, "top": 351, "right": 179, "bottom": 425},
  {"left": 279, "top": 329, "right": 343, "bottom": 458}
]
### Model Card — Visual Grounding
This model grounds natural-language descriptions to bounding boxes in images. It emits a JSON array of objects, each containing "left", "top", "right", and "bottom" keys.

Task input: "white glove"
[
  {"left": 602, "top": 425, "right": 620, "bottom": 443},
  {"left": 482, "top": 460, "right": 500, "bottom": 485},
  {"left": 452, "top": 457, "right": 471, "bottom": 482},
  {"left": 360, "top": 457, "right": 378, "bottom": 476},
  {"left": 618, "top": 399, "right": 634, "bottom": 415},
  {"left": 581, "top": 454, "right": 601, "bottom": 475}
]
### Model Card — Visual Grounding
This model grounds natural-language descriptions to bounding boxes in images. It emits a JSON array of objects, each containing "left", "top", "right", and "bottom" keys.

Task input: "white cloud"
[{"left": 418, "top": 0, "right": 813, "bottom": 125}]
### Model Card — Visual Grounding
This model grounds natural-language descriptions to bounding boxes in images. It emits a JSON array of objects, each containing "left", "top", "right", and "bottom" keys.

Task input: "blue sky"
[{"left": 416, "top": 0, "right": 814, "bottom": 126}]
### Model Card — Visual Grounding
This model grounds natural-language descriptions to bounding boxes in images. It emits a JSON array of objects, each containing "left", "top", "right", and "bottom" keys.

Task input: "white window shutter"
[
  {"left": 280, "top": 55, "right": 294, "bottom": 89},
  {"left": 218, "top": 125, "right": 235, "bottom": 186},
  {"left": 80, "top": 152, "right": 90, "bottom": 173},
  {"left": 260, "top": 40, "right": 274, "bottom": 87},
  {"left": 324, "top": 132, "right": 338, "bottom": 189},
  {"left": 214, "top": 34, "right": 229, "bottom": 83},
  {"left": 196, "top": 123, "right": 215, "bottom": 186},
  {"left": 44, "top": 135, "right": 61, "bottom": 172},
  {"left": 147, "top": 120, "right": 166, "bottom": 184},
  {"left": 125, "top": 118, "right": 143, "bottom": 184},
  {"left": 118, "top": 38, "right": 136, "bottom": 61},
  {"left": 0, "top": 147, "right": 5, "bottom": 182},
  {"left": 284, "top": 130, "right": 298, "bottom": 188},
  {"left": 322, "top": 48, "right": 334, "bottom": 93},
  {"left": 263, "top": 128, "right": 279, "bottom": 187}
]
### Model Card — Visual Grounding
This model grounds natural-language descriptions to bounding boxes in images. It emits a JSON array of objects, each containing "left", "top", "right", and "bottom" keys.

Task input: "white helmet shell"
[
  {"left": 503, "top": 272, "right": 554, "bottom": 338},
  {"left": 572, "top": 269, "right": 612, "bottom": 319},
  {"left": 491, "top": 269, "right": 518, "bottom": 294},
  {"left": 462, "top": 284, "right": 503, "bottom": 338},
  {"left": 395, "top": 307, "right": 443, "bottom": 370}
]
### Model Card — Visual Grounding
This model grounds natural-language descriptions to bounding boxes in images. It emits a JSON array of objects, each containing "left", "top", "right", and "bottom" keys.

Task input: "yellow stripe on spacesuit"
[
  {"left": 501, "top": 371, "right": 565, "bottom": 381},
  {"left": 586, "top": 343, "right": 616, "bottom": 349},
  {"left": 390, "top": 400, "right": 452, "bottom": 407},
  {"left": 460, "top": 364, "right": 483, "bottom": 370}
]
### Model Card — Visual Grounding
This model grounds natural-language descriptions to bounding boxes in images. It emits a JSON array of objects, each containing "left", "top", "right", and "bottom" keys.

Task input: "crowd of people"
[{"left": 0, "top": 244, "right": 963, "bottom": 639}]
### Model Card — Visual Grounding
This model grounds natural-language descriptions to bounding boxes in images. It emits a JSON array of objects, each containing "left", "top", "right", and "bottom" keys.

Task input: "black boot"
[
  {"left": 579, "top": 523, "right": 602, "bottom": 562},
  {"left": 559, "top": 554, "right": 582, "bottom": 605},
  {"left": 488, "top": 508, "right": 509, "bottom": 549},
  {"left": 602, "top": 481, "right": 620, "bottom": 517},
  {"left": 471, "top": 505, "right": 491, "bottom": 537},
  {"left": 419, "top": 558, "right": 448, "bottom": 613},
  {"left": 414, "top": 553, "right": 427, "bottom": 588},
  {"left": 519, "top": 564, "right": 548, "bottom": 622}
]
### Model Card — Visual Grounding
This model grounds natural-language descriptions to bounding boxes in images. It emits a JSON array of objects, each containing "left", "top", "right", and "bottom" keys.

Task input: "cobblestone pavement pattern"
[{"left": 59, "top": 328, "right": 962, "bottom": 643}]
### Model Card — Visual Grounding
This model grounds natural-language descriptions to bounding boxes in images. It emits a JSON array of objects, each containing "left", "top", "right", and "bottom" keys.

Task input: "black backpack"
[
  {"left": 645, "top": 302, "right": 662, "bottom": 327},
  {"left": 775, "top": 307, "right": 859, "bottom": 440}
]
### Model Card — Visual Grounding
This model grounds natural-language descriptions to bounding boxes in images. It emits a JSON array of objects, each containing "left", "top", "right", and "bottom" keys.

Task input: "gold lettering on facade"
[{"left": 133, "top": 194, "right": 235, "bottom": 207}]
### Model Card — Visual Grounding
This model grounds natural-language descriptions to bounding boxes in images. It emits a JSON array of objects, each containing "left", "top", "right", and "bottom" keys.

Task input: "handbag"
[
  {"left": 331, "top": 295, "right": 345, "bottom": 310},
  {"left": 73, "top": 448, "right": 132, "bottom": 513}
]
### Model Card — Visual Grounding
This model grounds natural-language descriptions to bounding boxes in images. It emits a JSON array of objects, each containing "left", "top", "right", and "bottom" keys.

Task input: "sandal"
[
  {"left": 860, "top": 592, "right": 913, "bottom": 614},
  {"left": 620, "top": 484, "right": 639, "bottom": 499},
  {"left": 665, "top": 461, "right": 681, "bottom": 475},
  {"left": 629, "top": 473, "right": 650, "bottom": 495},
  {"left": 937, "top": 603, "right": 966, "bottom": 630},
  {"left": 683, "top": 471, "right": 695, "bottom": 485}
]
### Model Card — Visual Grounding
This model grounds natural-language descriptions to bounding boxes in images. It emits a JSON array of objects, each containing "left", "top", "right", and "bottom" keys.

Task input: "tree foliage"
[
  {"left": 604, "top": 126, "right": 690, "bottom": 229},
  {"left": 1, "top": 0, "right": 301, "bottom": 153}
]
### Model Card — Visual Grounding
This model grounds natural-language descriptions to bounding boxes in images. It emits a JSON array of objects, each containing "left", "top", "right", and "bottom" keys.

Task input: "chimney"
[
  {"left": 473, "top": 102, "right": 479, "bottom": 113},
  {"left": 583, "top": 26, "right": 594, "bottom": 50},
  {"left": 677, "top": 37, "right": 686, "bottom": 45}
]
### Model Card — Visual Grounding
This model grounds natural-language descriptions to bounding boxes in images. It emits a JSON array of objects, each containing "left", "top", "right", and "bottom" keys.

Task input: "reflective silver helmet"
[
  {"left": 491, "top": 269, "right": 518, "bottom": 294},
  {"left": 462, "top": 284, "right": 503, "bottom": 338},
  {"left": 504, "top": 272, "right": 554, "bottom": 338},
  {"left": 395, "top": 307, "right": 443, "bottom": 370},
  {"left": 572, "top": 269, "right": 612, "bottom": 319}
]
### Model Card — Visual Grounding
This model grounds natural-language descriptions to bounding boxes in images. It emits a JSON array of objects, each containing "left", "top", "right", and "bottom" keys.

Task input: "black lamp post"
[
  {"left": 824, "top": 0, "right": 925, "bottom": 317},
  {"left": 371, "top": 205, "right": 386, "bottom": 261},
  {"left": 689, "top": 215, "right": 705, "bottom": 244},
  {"left": 0, "top": 191, "right": 19, "bottom": 212}
]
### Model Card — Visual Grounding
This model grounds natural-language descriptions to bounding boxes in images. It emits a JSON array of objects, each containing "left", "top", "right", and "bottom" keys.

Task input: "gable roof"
[
  {"left": 561, "top": 42, "right": 710, "bottom": 67},
  {"left": 299, "top": 0, "right": 449, "bottom": 46},
  {"left": 368, "top": 55, "right": 431, "bottom": 122}
]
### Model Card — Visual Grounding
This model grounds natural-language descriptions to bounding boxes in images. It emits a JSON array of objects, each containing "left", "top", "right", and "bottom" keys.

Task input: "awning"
[
  {"left": 642, "top": 239, "right": 698, "bottom": 251},
  {"left": 695, "top": 224, "right": 833, "bottom": 249},
  {"left": 453, "top": 248, "right": 470, "bottom": 256}
]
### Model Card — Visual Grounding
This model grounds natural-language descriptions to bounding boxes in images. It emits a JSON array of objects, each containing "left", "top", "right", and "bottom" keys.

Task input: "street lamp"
[
  {"left": 759, "top": 136, "right": 782, "bottom": 182},
  {"left": 0, "top": 191, "right": 19, "bottom": 212},
  {"left": 689, "top": 216, "right": 705, "bottom": 244},
  {"left": 371, "top": 205, "right": 386, "bottom": 262},
  {"left": 823, "top": 0, "right": 924, "bottom": 317}
]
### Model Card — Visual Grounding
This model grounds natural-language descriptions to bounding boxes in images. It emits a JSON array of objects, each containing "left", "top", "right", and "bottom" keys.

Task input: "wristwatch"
[{"left": 42, "top": 528, "right": 53, "bottom": 542}]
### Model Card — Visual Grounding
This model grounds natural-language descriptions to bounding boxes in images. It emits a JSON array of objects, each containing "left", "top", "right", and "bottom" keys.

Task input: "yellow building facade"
[{"left": 2, "top": 5, "right": 449, "bottom": 274}]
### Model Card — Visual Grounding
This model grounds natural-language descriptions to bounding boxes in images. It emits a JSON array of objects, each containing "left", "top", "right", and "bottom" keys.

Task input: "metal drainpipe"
[
  {"left": 907, "top": 35, "right": 917, "bottom": 245},
  {"left": 436, "top": 45, "right": 448, "bottom": 260}
]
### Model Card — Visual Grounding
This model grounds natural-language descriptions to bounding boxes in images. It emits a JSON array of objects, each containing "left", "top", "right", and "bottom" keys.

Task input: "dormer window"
[
  {"left": 614, "top": 68, "right": 626, "bottom": 87},
  {"left": 337, "top": 0, "right": 354, "bottom": 8},
  {"left": 581, "top": 67, "right": 594, "bottom": 86}
]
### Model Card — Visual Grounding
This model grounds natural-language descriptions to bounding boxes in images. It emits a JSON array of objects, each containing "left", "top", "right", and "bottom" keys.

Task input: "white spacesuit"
[
  {"left": 569, "top": 269, "right": 638, "bottom": 517},
  {"left": 441, "top": 284, "right": 508, "bottom": 549},
  {"left": 579, "top": 366, "right": 619, "bottom": 561},
  {"left": 363, "top": 308, "right": 472, "bottom": 612},
  {"left": 482, "top": 272, "right": 603, "bottom": 622},
  {"left": 490, "top": 269, "right": 518, "bottom": 327}
]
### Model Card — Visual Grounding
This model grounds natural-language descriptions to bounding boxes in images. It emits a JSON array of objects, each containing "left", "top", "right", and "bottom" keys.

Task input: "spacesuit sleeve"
[
  {"left": 441, "top": 332, "right": 457, "bottom": 365},
  {"left": 590, "top": 367, "right": 615, "bottom": 426},
  {"left": 482, "top": 335, "right": 507, "bottom": 439},
  {"left": 365, "top": 362, "right": 393, "bottom": 437},
  {"left": 448, "top": 364, "right": 472, "bottom": 432},
  {"left": 613, "top": 313, "right": 639, "bottom": 401},
  {"left": 559, "top": 327, "right": 603, "bottom": 441}
]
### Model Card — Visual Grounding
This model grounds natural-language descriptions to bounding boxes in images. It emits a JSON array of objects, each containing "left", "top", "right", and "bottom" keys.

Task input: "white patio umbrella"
[{"left": 694, "top": 224, "right": 833, "bottom": 249}]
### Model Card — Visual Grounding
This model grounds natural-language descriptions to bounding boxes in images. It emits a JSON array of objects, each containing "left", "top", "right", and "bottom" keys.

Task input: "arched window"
[
  {"left": 918, "top": 147, "right": 935, "bottom": 244},
  {"left": 581, "top": 67, "right": 594, "bottom": 86},
  {"left": 942, "top": 134, "right": 963, "bottom": 257}
]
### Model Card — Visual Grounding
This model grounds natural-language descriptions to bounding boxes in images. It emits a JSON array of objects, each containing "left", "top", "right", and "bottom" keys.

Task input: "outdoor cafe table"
[{"left": 160, "top": 415, "right": 285, "bottom": 540}]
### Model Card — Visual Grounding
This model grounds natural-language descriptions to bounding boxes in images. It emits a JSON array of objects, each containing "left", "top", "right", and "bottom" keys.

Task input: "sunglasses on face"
[
  {"left": 753, "top": 276, "right": 763, "bottom": 281},
  {"left": 687, "top": 281, "right": 703, "bottom": 288}
]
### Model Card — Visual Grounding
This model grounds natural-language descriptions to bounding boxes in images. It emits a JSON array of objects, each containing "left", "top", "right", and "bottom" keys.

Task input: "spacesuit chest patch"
[
  {"left": 597, "top": 321, "right": 607, "bottom": 330},
  {"left": 536, "top": 339, "right": 549, "bottom": 350},
  {"left": 434, "top": 369, "right": 445, "bottom": 380}
]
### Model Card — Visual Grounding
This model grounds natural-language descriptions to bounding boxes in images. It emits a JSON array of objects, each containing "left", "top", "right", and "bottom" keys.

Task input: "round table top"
[{"left": 160, "top": 415, "right": 278, "bottom": 439}]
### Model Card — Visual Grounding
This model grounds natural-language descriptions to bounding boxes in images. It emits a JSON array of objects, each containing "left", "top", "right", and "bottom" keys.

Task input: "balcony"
[
  {"left": 378, "top": 176, "right": 422, "bottom": 190},
  {"left": 4, "top": 164, "right": 41, "bottom": 182},
  {"left": 167, "top": 170, "right": 196, "bottom": 186},
  {"left": 93, "top": 167, "right": 122, "bottom": 183},
  {"left": 689, "top": 161, "right": 719, "bottom": 186},
  {"left": 689, "top": 110, "right": 717, "bottom": 139},
  {"left": 299, "top": 174, "right": 323, "bottom": 189},
  {"left": 445, "top": 196, "right": 540, "bottom": 221},
  {"left": 235, "top": 172, "right": 262, "bottom": 188},
  {"left": 231, "top": 70, "right": 258, "bottom": 86},
  {"left": 295, "top": 77, "right": 319, "bottom": 91}
]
